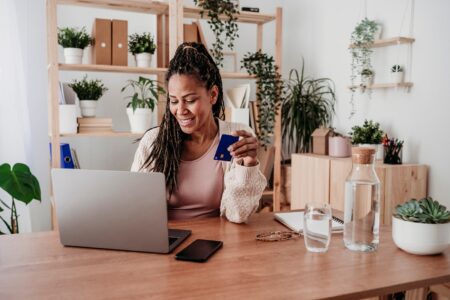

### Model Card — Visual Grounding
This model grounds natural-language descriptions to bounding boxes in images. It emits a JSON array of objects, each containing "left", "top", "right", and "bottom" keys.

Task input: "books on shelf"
[{"left": 77, "top": 117, "right": 113, "bottom": 133}]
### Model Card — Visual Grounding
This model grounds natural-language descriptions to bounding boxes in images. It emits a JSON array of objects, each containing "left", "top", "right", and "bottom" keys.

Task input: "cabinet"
[
  {"left": 291, "top": 154, "right": 427, "bottom": 225},
  {"left": 47, "top": 0, "right": 283, "bottom": 211}
]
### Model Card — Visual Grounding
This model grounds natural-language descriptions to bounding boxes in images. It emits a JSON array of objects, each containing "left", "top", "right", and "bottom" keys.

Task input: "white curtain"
[{"left": 0, "top": 0, "right": 34, "bottom": 232}]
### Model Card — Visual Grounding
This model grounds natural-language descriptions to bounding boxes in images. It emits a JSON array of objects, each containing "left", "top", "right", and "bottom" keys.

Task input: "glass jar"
[{"left": 343, "top": 147, "right": 381, "bottom": 252}]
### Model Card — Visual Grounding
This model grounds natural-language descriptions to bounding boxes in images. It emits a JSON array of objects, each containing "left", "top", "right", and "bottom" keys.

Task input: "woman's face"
[{"left": 168, "top": 74, "right": 218, "bottom": 135}]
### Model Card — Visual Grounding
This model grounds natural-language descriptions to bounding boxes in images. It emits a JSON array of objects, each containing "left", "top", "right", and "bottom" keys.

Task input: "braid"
[{"left": 141, "top": 42, "right": 224, "bottom": 194}]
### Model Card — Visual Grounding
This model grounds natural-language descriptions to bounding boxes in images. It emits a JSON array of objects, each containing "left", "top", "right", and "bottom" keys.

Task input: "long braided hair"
[{"left": 141, "top": 42, "right": 225, "bottom": 193}]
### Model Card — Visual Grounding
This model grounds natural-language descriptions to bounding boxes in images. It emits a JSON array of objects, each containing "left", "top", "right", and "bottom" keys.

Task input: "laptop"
[{"left": 51, "top": 169, "right": 191, "bottom": 253}]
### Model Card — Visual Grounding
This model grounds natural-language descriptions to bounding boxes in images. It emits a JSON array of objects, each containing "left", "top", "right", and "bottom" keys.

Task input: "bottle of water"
[{"left": 343, "top": 147, "right": 381, "bottom": 252}]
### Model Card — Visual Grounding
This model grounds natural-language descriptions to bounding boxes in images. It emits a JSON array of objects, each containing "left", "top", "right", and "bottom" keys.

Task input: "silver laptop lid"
[{"left": 51, "top": 169, "right": 170, "bottom": 253}]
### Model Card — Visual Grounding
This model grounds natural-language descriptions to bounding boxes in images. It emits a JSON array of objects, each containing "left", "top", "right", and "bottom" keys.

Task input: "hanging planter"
[{"left": 390, "top": 64, "right": 404, "bottom": 83}]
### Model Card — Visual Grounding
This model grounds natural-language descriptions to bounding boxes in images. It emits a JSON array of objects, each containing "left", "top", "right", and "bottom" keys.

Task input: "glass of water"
[{"left": 303, "top": 202, "right": 332, "bottom": 253}]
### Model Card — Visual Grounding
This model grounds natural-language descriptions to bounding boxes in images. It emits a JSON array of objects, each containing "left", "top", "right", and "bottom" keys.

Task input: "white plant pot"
[
  {"left": 127, "top": 107, "right": 152, "bottom": 133},
  {"left": 329, "top": 136, "right": 351, "bottom": 158},
  {"left": 135, "top": 53, "right": 152, "bottom": 68},
  {"left": 358, "top": 144, "right": 384, "bottom": 160},
  {"left": 361, "top": 75, "right": 374, "bottom": 86},
  {"left": 79, "top": 100, "right": 98, "bottom": 117},
  {"left": 64, "top": 48, "right": 83, "bottom": 64},
  {"left": 391, "top": 71, "right": 404, "bottom": 84},
  {"left": 392, "top": 216, "right": 450, "bottom": 255}
]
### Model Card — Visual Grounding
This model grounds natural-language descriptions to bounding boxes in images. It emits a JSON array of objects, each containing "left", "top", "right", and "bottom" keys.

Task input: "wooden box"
[
  {"left": 291, "top": 154, "right": 428, "bottom": 225},
  {"left": 183, "top": 23, "right": 199, "bottom": 43},
  {"left": 92, "top": 18, "right": 111, "bottom": 65},
  {"left": 311, "top": 128, "right": 333, "bottom": 155},
  {"left": 111, "top": 19, "right": 128, "bottom": 66}
]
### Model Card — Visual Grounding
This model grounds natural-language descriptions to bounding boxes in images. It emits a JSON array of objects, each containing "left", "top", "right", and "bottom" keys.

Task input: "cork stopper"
[{"left": 351, "top": 147, "right": 376, "bottom": 164}]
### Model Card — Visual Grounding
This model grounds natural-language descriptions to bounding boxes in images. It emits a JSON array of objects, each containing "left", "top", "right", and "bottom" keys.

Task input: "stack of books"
[{"left": 77, "top": 118, "right": 113, "bottom": 134}]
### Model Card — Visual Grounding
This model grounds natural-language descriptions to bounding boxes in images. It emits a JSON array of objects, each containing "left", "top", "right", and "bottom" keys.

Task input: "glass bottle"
[{"left": 343, "top": 147, "right": 381, "bottom": 252}]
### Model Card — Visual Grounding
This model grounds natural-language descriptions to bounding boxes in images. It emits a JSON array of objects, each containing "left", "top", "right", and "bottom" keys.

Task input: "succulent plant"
[{"left": 394, "top": 197, "right": 450, "bottom": 224}]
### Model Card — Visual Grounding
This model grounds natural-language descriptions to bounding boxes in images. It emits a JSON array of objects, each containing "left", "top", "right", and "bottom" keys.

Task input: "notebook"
[{"left": 274, "top": 211, "right": 344, "bottom": 233}]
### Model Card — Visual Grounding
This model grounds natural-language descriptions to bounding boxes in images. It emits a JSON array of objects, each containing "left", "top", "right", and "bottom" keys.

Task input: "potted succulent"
[
  {"left": 57, "top": 27, "right": 92, "bottom": 64},
  {"left": 391, "top": 64, "right": 404, "bottom": 83},
  {"left": 349, "top": 119, "right": 384, "bottom": 160},
  {"left": 0, "top": 163, "right": 41, "bottom": 234},
  {"left": 360, "top": 68, "right": 374, "bottom": 85},
  {"left": 393, "top": 198, "right": 450, "bottom": 255},
  {"left": 121, "top": 76, "right": 165, "bottom": 133},
  {"left": 328, "top": 131, "right": 351, "bottom": 158},
  {"left": 128, "top": 32, "right": 156, "bottom": 68},
  {"left": 69, "top": 75, "right": 108, "bottom": 117}
]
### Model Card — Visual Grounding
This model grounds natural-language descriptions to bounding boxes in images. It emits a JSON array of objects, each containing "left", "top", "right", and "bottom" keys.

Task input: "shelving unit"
[
  {"left": 348, "top": 82, "right": 414, "bottom": 90},
  {"left": 349, "top": 36, "right": 415, "bottom": 49},
  {"left": 47, "top": 0, "right": 283, "bottom": 211}
]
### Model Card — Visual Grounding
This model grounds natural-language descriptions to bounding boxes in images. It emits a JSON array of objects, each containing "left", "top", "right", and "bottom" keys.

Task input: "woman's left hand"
[{"left": 228, "top": 130, "right": 258, "bottom": 167}]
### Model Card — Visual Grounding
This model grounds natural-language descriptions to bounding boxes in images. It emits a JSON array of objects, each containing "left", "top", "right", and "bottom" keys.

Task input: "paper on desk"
[{"left": 274, "top": 211, "right": 344, "bottom": 233}]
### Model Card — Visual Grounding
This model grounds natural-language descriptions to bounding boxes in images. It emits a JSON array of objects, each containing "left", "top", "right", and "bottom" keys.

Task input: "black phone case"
[{"left": 175, "top": 239, "right": 223, "bottom": 262}]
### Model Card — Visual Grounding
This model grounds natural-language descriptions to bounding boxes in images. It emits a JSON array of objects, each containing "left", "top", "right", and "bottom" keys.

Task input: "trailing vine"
[
  {"left": 241, "top": 50, "right": 283, "bottom": 148},
  {"left": 194, "top": 0, "right": 239, "bottom": 67}
]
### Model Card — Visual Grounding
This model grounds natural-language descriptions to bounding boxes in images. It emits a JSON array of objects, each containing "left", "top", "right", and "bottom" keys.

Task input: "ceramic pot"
[
  {"left": 127, "top": 107, "right": 152, "bottom": 133},
  {"left": 79, "top": 100, "right": 97, "bottom": 117},
  {"left": 135, "top": 53, "right": 152, "bottom": 68},
  {"left": 64, "top": 48, "right": 83, "bottom": 64},
  {"left": 329, "top": 136, "right": 351, "bottom": 158},
  {"left": 391, "top": 71, "right": 404, "bottom": 84}
]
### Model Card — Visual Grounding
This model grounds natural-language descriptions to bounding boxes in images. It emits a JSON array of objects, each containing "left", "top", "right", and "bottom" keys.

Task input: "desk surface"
[{"left": 0, "top": 213, "right": 449, "bottom": 300}]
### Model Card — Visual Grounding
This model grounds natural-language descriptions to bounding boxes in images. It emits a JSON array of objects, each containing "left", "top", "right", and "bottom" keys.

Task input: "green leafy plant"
[
  {"left": 0, "top": 163, "right": 41, "bottom": 234},
  {"left": 361, "top": 68, "right": 374, "bottom": 76},
  {"left": 121, "top": 76, "right": 166, "bottom": 112},
  {"left": 349, "top": 18, "right": 379, "bottom": 117},
  {"left": 194, "top": 0, "right": 239, "bottom": 67},
  {"left": 349, "top": 119, "right": 384, "bottom": 144},
  {"left": 382, "top": 135, "right": 404, "bottom": 164},
  {"left": 57, "top": 27, "right": 92, "bottom": 49},
  {"left": 241, "top": 50, "right": 283, "bottom": 148},
  {"left": 128, "top": 32, "right": 156, "bottom": 55},
  {"left": 394, "top": 198, "right": 450, "bottom": 224},
  {"left": 391, "top": 65, "right": 403, "bottom": 72},
  {"left": 69, "top": 75, "right": 108, "bottom": 101},
  {"left": 282, "top": 59, "right": 336, "bottom": 153}
]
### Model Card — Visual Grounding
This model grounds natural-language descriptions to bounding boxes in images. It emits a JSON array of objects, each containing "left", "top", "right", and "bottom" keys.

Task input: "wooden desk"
[{"left": 1, "top": 213, "right": 449, "bottom": 299}]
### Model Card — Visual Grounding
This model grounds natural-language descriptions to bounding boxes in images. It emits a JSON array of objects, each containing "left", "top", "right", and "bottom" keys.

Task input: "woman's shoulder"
[{"left": 138, "top": 127, "right": 160, "bottom": 147}]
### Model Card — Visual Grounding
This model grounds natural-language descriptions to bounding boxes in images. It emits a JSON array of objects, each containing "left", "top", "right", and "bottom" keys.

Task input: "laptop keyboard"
[{"left": 169, "top": 237, "right": 178, "bottom": 246}]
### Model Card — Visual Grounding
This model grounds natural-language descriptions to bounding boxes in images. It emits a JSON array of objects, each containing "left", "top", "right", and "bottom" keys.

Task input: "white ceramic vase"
[
  {"left": 127, "top": 107, "right": 152, "bottom": 133},
  {"left": 64, "top": 48, "right": 83, "bottom": 64},
  {"left": 361, "top": 75, "right": 374, "bottom": 86},
  {"left": 391, "top": 71, "right": 404, "bottom": 84},
  {"left": 135, "top": 53, "right": 152, "bottom": 68},
  {"left": 328, "top": 136, "right": 351, "bottom": 158},
  {"left": 79, "top": 100, "right": 98, "bottom": 117},
  {"left": 392, "top": 216, "right": 450, "bottom": 255}
]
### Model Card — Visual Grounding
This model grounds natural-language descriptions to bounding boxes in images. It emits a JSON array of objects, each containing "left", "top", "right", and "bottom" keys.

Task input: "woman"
[{"left": 131, "top": 42, "right": 266, "bottom": 223}]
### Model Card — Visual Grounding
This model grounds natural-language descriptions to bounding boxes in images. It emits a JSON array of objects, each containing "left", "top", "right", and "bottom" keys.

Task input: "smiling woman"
[{"left": 131, "top": 42, "right": 266, "bottom": 223}]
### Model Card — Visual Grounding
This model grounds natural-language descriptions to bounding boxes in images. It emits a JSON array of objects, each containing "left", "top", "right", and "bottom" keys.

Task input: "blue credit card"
[{"left": 214, "top": 134, "right": 239, "bottom": 161}]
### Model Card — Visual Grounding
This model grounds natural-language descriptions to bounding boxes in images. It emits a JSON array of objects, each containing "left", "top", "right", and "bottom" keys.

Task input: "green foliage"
[
  {"left": 394, "top": 198, "right": 450, "bottom": 224},
  {"left": 194, "top": 0, "right": 239, "bottom": 67},
  {"left": 241, "top": 50, "right": 283, "bottom": 148},
  {"left": 128, "top": 32, "right": 156, "bottom": 55},
  {"left": 121, "top": 76, "right": 166, "bottom": 112},
  {"left": 282, "top": 59, "right": 336, "bottom": 153},
  {"left": 57, "top": 27, "right": 92, "bottom": 49},
  {"left": 349, "top": 18, "right": 379, "bottom": 117},
  {"left": 361, "top": 68, "right": 374, "bottom": 76},
  {"left": 349, "top": 119, "right": 384, "bottom": 144},
  {"left": 0, "top": 163, "right": 41, "bottom": 234},
  {"left": 69, "top": 75, "right": 108, "bottom": 101},
  {"left": 391, "top": 64, "right": 403, "bottom": 72}
]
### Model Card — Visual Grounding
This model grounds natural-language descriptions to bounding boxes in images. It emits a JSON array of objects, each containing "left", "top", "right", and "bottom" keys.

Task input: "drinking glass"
[{"left": 303, "top": 202, "right": 332, "bottom": 253}]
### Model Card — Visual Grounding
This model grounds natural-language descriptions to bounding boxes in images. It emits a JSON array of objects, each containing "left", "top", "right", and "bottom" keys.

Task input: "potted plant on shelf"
[
  {"left": 349, "top": 119, "right": 384, "bottom": 160},
  {"left": 328, "top": 131, "right": 351, "bottom": 158},
  {"left": 382, "top": 135, "right": 404, "bottom": 164},
  {"left": 121, "top": 76, "right": 165, "bottom": 133},
  {"left": 391, "top": 64, "right": 404, "bottom": 83},
  {"left": 360, "top": 68, "right": 374, "bottom": 85},
  {"left": 393, "top": 197, "right": 450, "bottom": 255},
  {"left": 69, "top": 75, "right": 108, "bottom": 117},
  {"left": 57, "top": 27, "right": 92, "bottom": 64},
  {"left": 241, "top": 50, "right": 283, "bottom": 149},
  {"left": 0, "top": 163, "right": 41, "bottom": 234},
  {"left": 128, "top": 32, "right": 156, "bottom": 68},
  {"left": 194, "top": 0, "right": 239, "bottom": 67}
]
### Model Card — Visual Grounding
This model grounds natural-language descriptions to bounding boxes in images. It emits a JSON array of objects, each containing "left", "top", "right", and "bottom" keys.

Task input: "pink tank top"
[{"left": 168, "top": 134, "right": 224, "bottom": 220}]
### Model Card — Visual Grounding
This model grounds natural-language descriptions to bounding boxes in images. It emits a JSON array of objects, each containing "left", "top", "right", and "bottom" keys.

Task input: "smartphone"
[
  {"left": 175, "top": 239, "right": 223, "bottom": 262},
  {"left": 214, "top": 134, "right": 239, "bottom": 161}
]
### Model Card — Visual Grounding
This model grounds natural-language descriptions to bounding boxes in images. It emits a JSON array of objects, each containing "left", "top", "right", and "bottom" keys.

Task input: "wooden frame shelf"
[
  {"left": 57, "top": 0, "right": 169, "bottom": 14},
  {"left": 60, "top": 131, "right": 142, "bottom": 137},
  {"left": 59, "top": 63, "right": 167, "bottom": 75},
  {"left": 349, "top": 36, "right": 415, "bottom": 49},
  {"left": 348, "top": 82, "right": 414, "bottom": 89},
  {"left": 183, "top": 6, "right": 276, "bottom": 24}
]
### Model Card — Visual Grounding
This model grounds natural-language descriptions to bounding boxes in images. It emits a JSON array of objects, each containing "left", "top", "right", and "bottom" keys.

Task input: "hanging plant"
[
  {"left": 349, "top": 18, "right": 379, "bottom": 117},
  {"left": 241, "top": 50, "right": 283, "bottom": 148},
  {"left": 194, "top": 0, "right": 239, "bottom": 67}
]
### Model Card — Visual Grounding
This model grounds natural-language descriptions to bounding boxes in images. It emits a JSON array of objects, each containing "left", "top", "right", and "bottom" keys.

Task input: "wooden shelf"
[
  {"left": 60, "top": 131, "right": 142, "bottom": 137},
  {"left": 57, "top": 0, "right": 168, "bottom": 14},
  {"left": 349, "top": 36, "right": 415, "bottom": 49},
  {"left": 348, "top": 82, "right": 414, "bottom": 89},
  {"left": 183, "top": 6, "right": 275, "bottom": 24},
  {"left": 59, "top": 63, "right": 167, "bottom": 75}
]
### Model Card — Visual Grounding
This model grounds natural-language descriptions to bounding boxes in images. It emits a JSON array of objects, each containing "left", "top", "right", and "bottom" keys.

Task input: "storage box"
[
  {"left": 92, "top": 18, "right": 111, "bottom": 65},
  {"left": 112, "top": 19, "right": 128, "bottom": 66}
]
